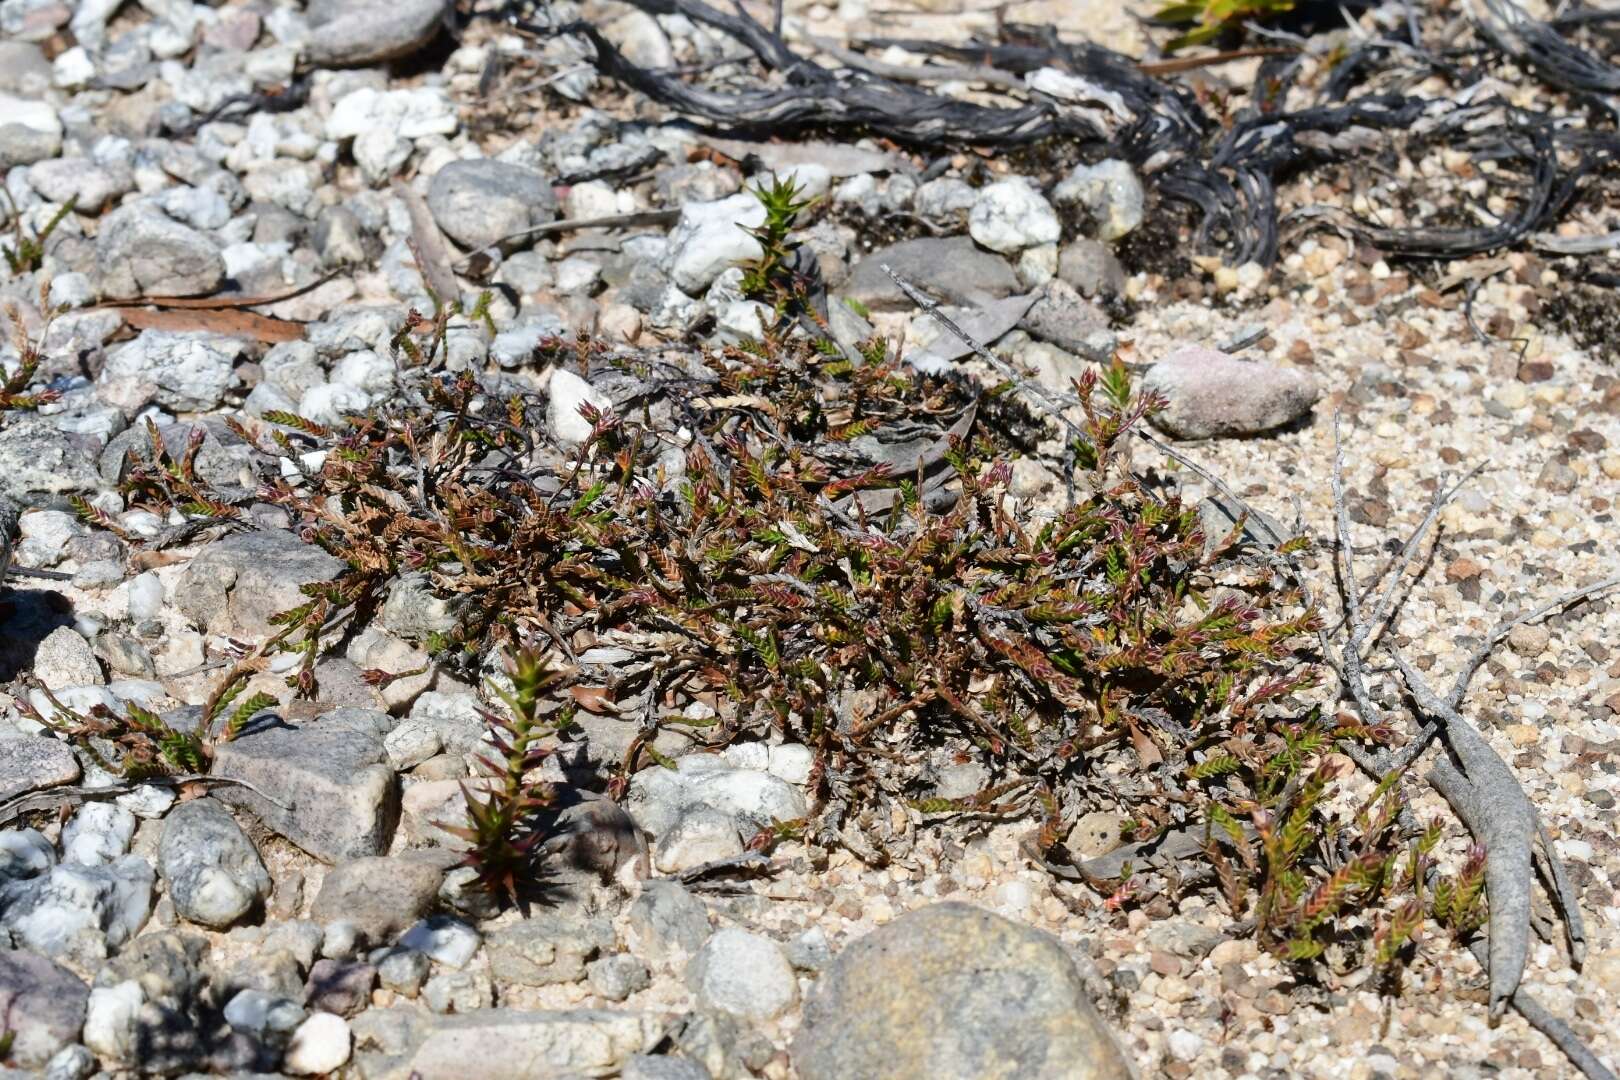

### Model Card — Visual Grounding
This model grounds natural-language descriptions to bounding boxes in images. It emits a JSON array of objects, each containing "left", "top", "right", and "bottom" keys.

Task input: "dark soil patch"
[{"left": 1540, "top": 282, "right": 1620, "bottom": 364}]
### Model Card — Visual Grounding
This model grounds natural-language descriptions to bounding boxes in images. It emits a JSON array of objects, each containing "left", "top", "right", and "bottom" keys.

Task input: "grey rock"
[
  {"left": 0, "top": 416, "right": 101, "bottom": 503},
  {"left": 210, "top": 707, "right": 399, "bottom": 863},
  {"left": 305, "top": 0, "right": 448, "bottom": 67},
  {"left": 485, "top": 916, "right": 613, "bottom": 987},
  {"left": 1141, "top": 345, "right": 1320, "bottom": 440},
  {"left": 407, "top": 1010, "right": 664, "bottom": 1080},
  {"left": 0, "top": 829, "right": 55, "bottom": 884},
  {"left": 176, "top": 529, "right": 345, "bottom": 640},
  {"left": 320, "top": 921, "right": 360, "bottom": 962},
  {"left": 669, "top": 1010, "right": 761, "bottom": 1080},
  {"left": 427, "top": 159, "right": 556, "bottom": 252},
  {"left": 785, "top": 926, "right": 833, "bottom": 973},
  {"left": 907, "top": 292, "right": 1037, "bottom": 373},
  {"left": 28, "top": 157, "right": 126, "bottom": 215},
  {"left": 102, "top": 330, "right": 240, "bottom": 412},
  {"left": 0, "top": 857, "right": 154, "bottom": 960},
  {"left": 100, "top": 418, "right": 258, "bottom": 503},
  {"left": 625, "top": 881, "right": 711, "bottom": 967},
  {"left": 261, "top": 340, "right": 327, "bottom": 398},
  {"left": 284, "top": 1010, "right": 353, "bottom": 1075},
  {"left": 420, "top": 968, "right": 491, "bottom": 1014},
  {"left": 913, "top": 177, "right": 977, "bottom": 221},
  {"left": 618, "top": 260, "right": 671, "bottom": 313},
  {"left": 83, "top": 932, "right": 209, "bottom": 1074},
  {"left": 968, "top": 179, "right": 1060, "bottom": 254},
  {"left": 0, "top": 950, "right": 89, "bottom": 1067},
  {"left": 42, "top": 1043, "right": 96, "bottom": 1080},
  {"left": 845, "top": 237, "right": 1019, "bottom": 311},
  {"left": 100, "top": 929, "right": 206, "bottom": 1008},
  {"left": 305, "top": 958, "right": 376, "bottom": 1017},
  {"left": 383, "top": 717, "right": 441, "bottom": 771},
  {"left": 793, "top": 903, "right": 1133, "bottom": 1080},
  {"left": 405, "top": 691, "right": 487, "bottom": 757},
  {"left": 687, "top": 927, "right": 797, "bottom": 1021},
  {"left": 586, "top": 953, "right": 651, "bottom": 1002},
  {"left": 398, "top": 916, "right": 479, "bottom": 968},
  {"left": 376, "top": 948, "right": 430, "bottom": 998},
  {"left": 623, "top": 1054, "right": 713, "bottom": 1080},
  {"left": 1143, "top": 919, "right": 1227, "bottom": 960},
  {"left": 213, "top": 944, "right": 306, "bottom": 1002},
  {"left": 378, "top": 573, "right": 459, "bottom": 643},
  {"left": 0, "top": 735, "right": 81, "bottom": 804},
  {"left": 80, "top": 979, "right": 142, "bottom": 1065},
  {"left": 1018, "top": 280, "right": 1117, "bottom": 362},
  {"left": 0, "top": 93, "right": 61, "bottom": 168},
  {"left": 223, "top": 987, "right": 306, "bottom": 1040},
  {"left": 94, "top": 203, "right": 226, "bottom": 301},
  {"left": 1053, "top": 160, "right": 1144, "bottom": 242},
  {"left": 0, "top": 42, "right": 51, "bottom": 93},
  {"left": 60, "top": 802, "right": 135, "bottom": 867},
  {"left": 491, "top": 309, "right": 566, "bottom": 368},
  {"left": 653, "top": 805, "right": 742, "bottom": 874},
  {"left": 158, "top": 798, "right": 271, "bottom": 929},
  {"left": 256, "top": 920, "right": 324, "bottom": 973},
  {"left": 151, "top": 183, "right": 232, "bottom": 231},
  {"left": 32, "top": 626, "right": 101, "bottom": 691},
  {"left": 314, "top": 204, "right": 372, "bottom": 267},
  {"left": 547, "top": 367, "right": 613, "bottom": 447},
  {"left": 664, "top": 193, "right": 766, "bottom": 295},
  {"left": 626, "top": 757, "right": 806, "bottom": 842},
  {"left": 1057, "top": 239, "right": 1126, "bottom": 300}
]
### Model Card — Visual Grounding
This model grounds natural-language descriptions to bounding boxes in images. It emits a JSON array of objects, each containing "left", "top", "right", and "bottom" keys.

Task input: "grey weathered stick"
[
  {"left": 1393, "top": 650, "right": 1534, "bottom": 1019},
  {"left": 1330, "top": 414, "right": 1384, "bottom": 726},
  {"left": 451, "top": 209, "right": 681, "bottom": 268},
  {"left": 391, "top": 178, "right": 461, "bottom": 306},
  {"left": 1357, "top": 461, "right": 1486, "bottom": 655}
]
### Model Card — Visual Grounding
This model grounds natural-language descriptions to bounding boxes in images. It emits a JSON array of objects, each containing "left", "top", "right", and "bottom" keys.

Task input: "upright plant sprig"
[
  {"left": 1, "top": 188, "right": 76, "bottom": 275},
  {"left": 1, "top": 298, "right": 62, "bottom": 418},
  {"left": 446, "top": 650, "right": 569, "bottom": 905},
  {"left": 738, "top": 176, "right": 816, "bottom": 315}
]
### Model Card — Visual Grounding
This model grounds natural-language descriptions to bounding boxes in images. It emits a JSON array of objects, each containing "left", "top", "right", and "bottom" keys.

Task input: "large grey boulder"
[
  {"left": 793, "top": 903, "right": 1132, "bottom": 1080},
  {"left": 845, "top": 237, "right": 1020, "bottom": 311},
  {"left": 211, "top": 707, "right": 398, "bottom": 863},
  {"left": 95, "top": 203, "right": 226, "bottom": 300},
  {"left": 100, "top": 331, "right": 240, "bottom": 412},
  {"left": 310, "top": 852, "right": 453, "bottom": 944},
  {"left": 157, "top": 798, "right": 271, "bottom": 928},
  {"left": 0, "top": 735, "right": 81, "bottom": 803},
  {"left": 304, "top": 0, "right": 448, "bottom": 67},
  {"left": 0, "top": 417, "right": 101, "bottom": 504},
  {"left": 427, "top": 159, "right": 556, "bottom": 252},
  {"left": 176, "top": 529, "right": 345, "bottom": 640}
]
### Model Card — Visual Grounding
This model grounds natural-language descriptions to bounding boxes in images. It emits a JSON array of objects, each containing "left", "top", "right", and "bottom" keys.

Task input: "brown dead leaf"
[
  {"left": 1128, "top": 722, "right": 1164, "bottom": 767},
  {"left": 570, "top": 685, "right": 618, "bottom": 715},
  {"left": 120, "top": 306, "right": 304, "bottom": 343}
]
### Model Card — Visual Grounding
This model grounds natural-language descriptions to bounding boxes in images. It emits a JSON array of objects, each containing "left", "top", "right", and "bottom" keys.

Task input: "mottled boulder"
[
  {"left": 1141, "top": 345, "right": 1320, "bottom": 440},
  {"left": 794, "top": 903, "right": 1132, "bottom": 1080}
]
